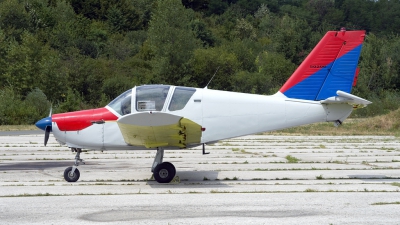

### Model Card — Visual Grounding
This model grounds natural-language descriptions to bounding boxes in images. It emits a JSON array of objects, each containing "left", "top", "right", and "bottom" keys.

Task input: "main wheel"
[
  {"left": 153, "top": 162, "right": 176, "bottom": 183},
  {"left": 64, "top": 166, "right": 80, "bottom": 182}
]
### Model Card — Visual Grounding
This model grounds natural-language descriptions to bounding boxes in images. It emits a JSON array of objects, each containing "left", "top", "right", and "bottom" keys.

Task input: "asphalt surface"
[
  {"left": 0, "top": 133, "right": 400, "bottom": 224},
  {"left": 0, "top": 130, "right": 42, "bottom": 136}
]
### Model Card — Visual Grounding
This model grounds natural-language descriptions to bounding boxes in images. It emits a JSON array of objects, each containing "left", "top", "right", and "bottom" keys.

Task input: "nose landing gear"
[{"left": 64, "top": 148, "right": 85, "bottom": 182}]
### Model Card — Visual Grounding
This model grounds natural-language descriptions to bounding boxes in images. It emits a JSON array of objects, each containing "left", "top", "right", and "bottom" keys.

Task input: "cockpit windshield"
[
  {"left": 136, "top": 85, "right": 170, "bottom": 111},
  {"left": 107, "top": 89, "right": 132, "bottom": 115}
]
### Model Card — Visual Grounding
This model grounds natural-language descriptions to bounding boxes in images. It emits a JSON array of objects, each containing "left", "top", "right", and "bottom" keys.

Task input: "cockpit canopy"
[
  {"left": 107, "top": 89, "right": 132, "bottom": 115},
  {"left": 136, "top": 85, "right": 170, "bottom": 111},
  {"left": 107, "top": 85, "right": 196, "bottom": 116}
]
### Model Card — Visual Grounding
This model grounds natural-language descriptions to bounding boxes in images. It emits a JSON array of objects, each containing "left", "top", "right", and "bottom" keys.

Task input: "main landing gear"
[
  {"left": 64, "top": 148, "right": 84, "bottom": 182},
  {"left": 62, "top": 147, "right": 177, "bottom": 183},
  {"left": 152, "top": 148, "right": 176, "bottom": 183}
]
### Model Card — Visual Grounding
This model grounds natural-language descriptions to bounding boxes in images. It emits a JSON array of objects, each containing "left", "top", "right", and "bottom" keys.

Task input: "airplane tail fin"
[{"left": 279, "top": 29, "right": 366, "bottom": 101}]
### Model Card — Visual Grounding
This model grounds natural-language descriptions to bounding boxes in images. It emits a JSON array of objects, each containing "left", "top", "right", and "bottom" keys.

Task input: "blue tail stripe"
[
  {"left": 315, "top": 45, "right": 362, "bottom": 100},
  {"left": 282, "top": 62, "right": 333, "bottom": 100}
]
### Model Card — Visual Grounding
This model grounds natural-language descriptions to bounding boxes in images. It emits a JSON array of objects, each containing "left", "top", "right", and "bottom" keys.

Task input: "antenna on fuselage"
[{"left": 204, "top": 66, "right": 220, "bottom": 89}]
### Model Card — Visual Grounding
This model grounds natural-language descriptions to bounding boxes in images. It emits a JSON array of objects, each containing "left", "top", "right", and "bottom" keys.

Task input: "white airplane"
[{"left": 36, "top": 29, "right": 371, "bottom": 183}]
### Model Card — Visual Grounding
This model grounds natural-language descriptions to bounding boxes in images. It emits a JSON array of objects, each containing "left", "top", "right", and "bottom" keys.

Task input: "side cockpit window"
[
  {"left": 107, "top": 89, "right": 132, "bottom": 115},
  {"left": 168, "top": 87, "right": 196, "bottom": 111},
  {"left": 136, "top": 85, "right": 170, "bottom": 111}
]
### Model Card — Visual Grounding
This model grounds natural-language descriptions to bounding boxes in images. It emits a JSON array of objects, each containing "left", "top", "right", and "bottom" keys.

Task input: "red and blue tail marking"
[{"left": 280, "top": 30, "right": 366, "bottom": 101}]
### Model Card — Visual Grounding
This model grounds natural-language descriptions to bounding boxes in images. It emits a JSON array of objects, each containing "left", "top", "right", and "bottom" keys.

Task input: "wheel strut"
[
  {"left": 151, "top": 148, "right": 176, "bottom": 183},
  {"left": 64, "top": 148, "right": 85, "bottom": 182},
  {"left": 152, "top": 148, "right": 164, "bottom": 172}
]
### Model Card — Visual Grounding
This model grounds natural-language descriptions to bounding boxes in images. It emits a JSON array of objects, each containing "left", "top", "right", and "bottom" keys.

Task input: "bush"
[
  {"left": 352, "top": 90, "right": 400, "bottom": 118},
  {"left": 57, "top": 88, "right": 90, "bottom": 113},
  {"left": 0, "top": 87, "right": 50, "bottom": 125}
]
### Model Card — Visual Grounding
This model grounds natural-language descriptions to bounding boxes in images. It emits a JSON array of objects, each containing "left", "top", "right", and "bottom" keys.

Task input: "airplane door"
[
  {"left": 166, "top": 87, "right": 203, "bottom": 147},
  {"left": 167, "top": 87, "right": 202, "bottom": 124}
]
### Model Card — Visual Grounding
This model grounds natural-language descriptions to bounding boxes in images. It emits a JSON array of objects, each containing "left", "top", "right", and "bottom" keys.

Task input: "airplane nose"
[{"left": 35, "top": 116, "right": 52, "bottom": 131}]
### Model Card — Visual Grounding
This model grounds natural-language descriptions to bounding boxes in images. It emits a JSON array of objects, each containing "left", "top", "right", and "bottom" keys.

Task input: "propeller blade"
[
  {"left": 44, "top": 126, "right": 51, "bottom": 146},
  {"left": 36, "top": 116, "right": 52, "bottom": 146},
  {"left": 48, "top": 106, "right": 52, "bottom": 117}
]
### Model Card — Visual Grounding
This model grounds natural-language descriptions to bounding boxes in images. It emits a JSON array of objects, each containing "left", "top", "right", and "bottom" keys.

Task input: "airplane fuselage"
[{"left": 50, "top": 85, "right": 353, "bottom": 151}]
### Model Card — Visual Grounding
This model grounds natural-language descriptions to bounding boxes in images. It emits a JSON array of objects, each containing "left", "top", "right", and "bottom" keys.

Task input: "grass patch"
[
  {"left": 0, "top": 125, "right": 38, "bottom": 131},
  {"left": 220, "top": 142, "right": 234, "bottom": 146},
  {"left": 372, "top": 202, "right": 400, "bottom": 205},
  {"left": 391, "top": 182, "right": 400, "bottom": 187},
  {"left": 5, "top": 193, "right": 57, "bottom": 197},
  {"left": 285, "top": 155, "right": 301, "bottom": 163},
  {"left": 269, "top": 109, "right": 400, "bottom": 136},
  {"left": 305, "top": 188, "right": 318, "bottom": 192},
  {"left": 240, "top": 149, "right": 251, "bottom": 154}
]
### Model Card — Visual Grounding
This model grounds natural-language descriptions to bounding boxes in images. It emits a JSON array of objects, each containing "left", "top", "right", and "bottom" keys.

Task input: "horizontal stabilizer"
[{"left": 321, "top": 90, "right": 372, "bottom": 108}]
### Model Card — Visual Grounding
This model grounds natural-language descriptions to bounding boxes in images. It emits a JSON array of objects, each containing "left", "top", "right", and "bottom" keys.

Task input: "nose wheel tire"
[
  {"left": 64, "top": 166, "right": 80, "bottom": 182},
  {"left": 153, "top": 162, "right": 176, "bottom": 183}
]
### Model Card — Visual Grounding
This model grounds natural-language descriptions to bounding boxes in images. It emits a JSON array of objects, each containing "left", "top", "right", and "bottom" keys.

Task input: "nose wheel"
[
  {"left": 64, "top": 166, "right": 80, "bottom": 182},
  {"left": 64, "top": 148, "right": 84, "bottom": 182}
]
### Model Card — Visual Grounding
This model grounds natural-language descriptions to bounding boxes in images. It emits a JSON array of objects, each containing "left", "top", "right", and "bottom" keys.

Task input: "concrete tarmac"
[{"left": 0, "top": 133, "right": 400, "bottom": 224}]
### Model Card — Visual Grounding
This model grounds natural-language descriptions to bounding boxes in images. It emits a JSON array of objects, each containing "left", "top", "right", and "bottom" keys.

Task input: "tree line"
[{"left": 0, "top": 0, "right": 399, "bottom": 124}]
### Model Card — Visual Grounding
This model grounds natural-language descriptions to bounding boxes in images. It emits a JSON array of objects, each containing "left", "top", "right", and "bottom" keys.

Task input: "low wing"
[
  {"left": 117, "top": 112, "right": 202, "bottom": 148},
  {"left": 321, "top": 90, "right": 372, "bottom": 108}
]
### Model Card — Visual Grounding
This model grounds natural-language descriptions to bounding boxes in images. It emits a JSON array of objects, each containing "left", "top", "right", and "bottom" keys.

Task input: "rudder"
[{"left": 279, "top": 29, "right": 366, "bottom": 101}]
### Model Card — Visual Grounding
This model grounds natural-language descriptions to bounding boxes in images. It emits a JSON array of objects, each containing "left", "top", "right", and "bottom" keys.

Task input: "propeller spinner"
[{"left": 35, "top": 108, "right": 52, "bottom": 146}]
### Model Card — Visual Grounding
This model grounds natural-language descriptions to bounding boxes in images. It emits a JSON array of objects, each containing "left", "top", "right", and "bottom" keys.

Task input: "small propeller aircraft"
[{"left": 36, "top": 29, "right": 371, "bottom": 183}]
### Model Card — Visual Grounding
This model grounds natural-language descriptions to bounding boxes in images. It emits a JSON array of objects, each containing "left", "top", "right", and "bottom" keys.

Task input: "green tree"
[
  {"left": 147, "top": 0, "right": 201, "bottom": 86},
  {"left": 255, "top": 51, "right": 296, "bottom": 93},
  {"left": 340, "top": 0, "right": 373, "bottom": 30},
  {"left": 190, "top": 19, "right": 217, "bottom": 47},
  {"left": 57, "top": 88, "right": 89, "bottom": 113},
  {"left": 372, "top": 0, "right": 400, "bottom": 34},
  {"left": 191, "top": 47, "right": 240, "bottom": 90},
  {"left": 232, "top": 70, "right": 269, "bottom": 94},
  {"left": 356, "top": 33, "right": 400, "bottom": 96},
  {"left": 0, "top": 0, "right": 30, "bottom": 42},
  {"left": 2, "top": 31, "right": 65, "bottom": 100},
  {"left": 25, "top": 88, "right": 52, "bottom": 122},
  {"left": 269, "top": 15, "right": 313, "bottom": 65},
  {"left": 0, "top": 87, "right": 50, "bottom": 124}
]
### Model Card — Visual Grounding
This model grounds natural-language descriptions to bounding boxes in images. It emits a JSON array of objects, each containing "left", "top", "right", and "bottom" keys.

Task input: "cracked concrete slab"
[{"left": 0, "top": 133, "right": 400, "bottom": 224}]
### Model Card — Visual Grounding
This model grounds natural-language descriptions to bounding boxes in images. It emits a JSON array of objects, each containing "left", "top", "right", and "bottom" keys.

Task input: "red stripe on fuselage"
[
  {"left": 280, "top": 30, "right": 365, "bottom": 93},
  {"left": 52, "top": 108, "right": 118, "bottom": 131}
]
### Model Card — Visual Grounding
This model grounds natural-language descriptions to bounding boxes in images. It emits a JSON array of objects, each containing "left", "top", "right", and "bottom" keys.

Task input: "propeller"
[
  {"left": 35, "top": 107, "right": 53, "bottom": 146},
  {"left": 44, "top": 125, "right": 51, "bottom": 146}
]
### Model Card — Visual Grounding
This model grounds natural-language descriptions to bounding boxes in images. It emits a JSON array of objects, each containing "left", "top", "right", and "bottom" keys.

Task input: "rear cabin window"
[
  {"left": 168, "top": 87, "right": 196, "bottom": 111},
  {"left": 136, "top": 85, "right": 170, "bottom": 111}
]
